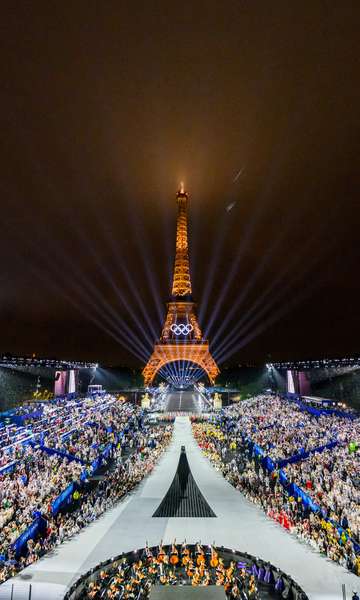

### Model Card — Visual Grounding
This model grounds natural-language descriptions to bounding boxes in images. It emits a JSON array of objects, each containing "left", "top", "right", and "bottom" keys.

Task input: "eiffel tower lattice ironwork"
[{"left": 142, "top": 185, "right": 219, "bottom": 386}]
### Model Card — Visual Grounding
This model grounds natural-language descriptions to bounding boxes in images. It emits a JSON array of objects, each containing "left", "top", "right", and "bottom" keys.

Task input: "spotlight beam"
[
  {"left": 198, "top": 211, "right": 230, "bottom": 324},
  {"left": 34, "top": 262, "right": 147, "bottom": 362},
  {"left": 209, "top": 234, "right": 284, "bottom": 345},
  {"left": 92, "top": 224, "right": 160, "bottom": 342},
  {"left": 201, "top": 170, "right": 283, "bottom": 339},
  {"left": 2, "top": 171, "right": 156, "bottom": 357},
  {"left": 214, "top": 231, "right": 333, "bottom": 360},
  {"left": 3, "top": 211, "right": 151, "bottom": 358},
  {"left": 75, "top": 231, "right": 157, "bottom": 347},
  {"left": 206, "top": 198, "right": 320, "bottom": 343},
  {"left": 126, "top": 206, "right": 165, "bottom": 328},
  {"left": 9, "top": 236, "right": 148, "bottom": 362},
  {"left": 217, "top": 271, "right": 327, "bottom": 364}
]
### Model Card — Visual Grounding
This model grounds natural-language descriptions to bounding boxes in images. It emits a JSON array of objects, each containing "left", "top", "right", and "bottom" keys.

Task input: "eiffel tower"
[{"left": 142, "top": 185, "right": 219, "bottom": 386}]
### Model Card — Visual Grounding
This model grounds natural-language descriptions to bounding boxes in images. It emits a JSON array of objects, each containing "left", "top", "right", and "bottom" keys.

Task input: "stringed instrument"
[
  {"left": 181, "top": 541, "right": 190, "bottom": 566},
  {"left": 224, "top": 581, "right": 232, "bottom": 594},
  {"left": 199, "top": 561, "right": 205, "bottom": 578},
  {"left": 136, "top": 567, "right": 145, "bottom": 580},
  {"left": 144, "top": 541, "right": 154, "bottom": 565},
  {"left": 169, "top": 539, "right": 179, "bottom": 565},
  {"left": 157, "top": 541, "right": 166, "bottom": 564},
  {"left": 168, "top": 569, "right": 177, "bottom": 583},
  {"left": 216, "top": 572, "right": 225, "bottom": 586},
  {"left": 186, "top": 558, "right": 195, "bottom": 578},
  {"left": 196, "top": 542, "right": 205, "bottom": 566},
  {"left": 148, "top": 563, "right": 158, "bottom": 575},
  {"left": 226, "top": 560, "right": 235, "bottom": 579},
  {"left": 210, "top": 544, "right": 219, "bottom": 568},
  {"left": 216, "top": 557, "right": 225, "bottom": 581},
  {"left": 203, "top": 569, "right": 211, "bottom": 586},
  {"left": 192, "top": 567, "right": 201, "bottom": 586},
  {"left": 108, "top": 588, "right": 117, "bottom": 600},
  {"left": 249, "top": 578, "right": 256, "bottom": 595},
  {"left": 224, "top": 559, "right": 235, "bottom": 592}
]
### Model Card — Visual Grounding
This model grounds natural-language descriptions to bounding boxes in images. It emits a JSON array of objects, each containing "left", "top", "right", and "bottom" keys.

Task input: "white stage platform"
[{"left": 1, "top": 407, "right": 359, "bottom": 599}]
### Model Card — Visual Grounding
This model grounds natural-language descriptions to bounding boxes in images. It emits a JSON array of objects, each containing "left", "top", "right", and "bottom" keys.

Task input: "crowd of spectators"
[
  {"left": 0, "top": 395, "right": 173, "bottom": 583},
  {"left": 193, "top": 394, "right": 360, "bottom": 575},
  {"left": 43, "top": 402, "right": 139, "bottom": 465},
  {"left": 0, "top": 426, "right": 34, "bottom": 467},
  {"left": 0, "top": 447, "right": 82, "bottom": 554},
  {"left": 0, "top": 396, "right": 117, "bottom": 469},
  {"left": 284, "top": 445, "right": 360, "bottom": 541},
  {"left": 223, "top": 395, "right": 358, "bottom": 462}
]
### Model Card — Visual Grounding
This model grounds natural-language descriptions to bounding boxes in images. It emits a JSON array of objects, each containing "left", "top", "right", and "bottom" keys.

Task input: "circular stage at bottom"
[{"left": 64, "top": 543, "right": 308, "bottom": 599}]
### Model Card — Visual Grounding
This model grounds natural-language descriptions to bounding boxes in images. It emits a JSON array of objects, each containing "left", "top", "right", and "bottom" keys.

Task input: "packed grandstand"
[
  {"left": 0, "top": 391, "right": 358, "bottom": 598},
  {"left": 0, "top": 394, "right": 173, "bottom": 583},
  {"left": 193, "top": 394, "right": 360, "bottom": 575}
]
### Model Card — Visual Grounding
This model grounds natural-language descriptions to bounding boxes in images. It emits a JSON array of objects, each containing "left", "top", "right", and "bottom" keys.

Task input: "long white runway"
[{"left": 2, "top": 399, "right": 359, "bottom": 599}]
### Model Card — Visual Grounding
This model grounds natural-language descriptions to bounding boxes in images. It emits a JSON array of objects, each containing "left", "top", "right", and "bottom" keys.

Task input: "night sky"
[{"left": 1, "top": 2, "right": 360, "bottom": 367}]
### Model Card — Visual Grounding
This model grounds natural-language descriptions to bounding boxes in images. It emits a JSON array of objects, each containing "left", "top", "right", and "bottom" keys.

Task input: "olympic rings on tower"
[{"left": 170, "top": 323, "right": 194, "bottom": 336}]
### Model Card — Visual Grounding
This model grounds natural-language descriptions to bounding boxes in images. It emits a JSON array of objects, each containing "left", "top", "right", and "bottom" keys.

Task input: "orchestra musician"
[
  {"left": 210, "top": 545, "right": 219, "bottom": 568},
  {"left": 169, "top": 540, "right": 179, "bottom": 567},
  {"left": 196, "top": 542, "right": 206, "bottom": 566},
  {"left": 84, "top": 543, "right": 267, "bottom": 599},
  {"left": 181, "top": 541, "right": 190, "bottom": 566}
]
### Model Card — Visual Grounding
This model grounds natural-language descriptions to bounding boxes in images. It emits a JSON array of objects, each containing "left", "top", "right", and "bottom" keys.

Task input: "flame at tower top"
[{"left": 171, "top": 185, "right": 192, "bottom": 297}]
